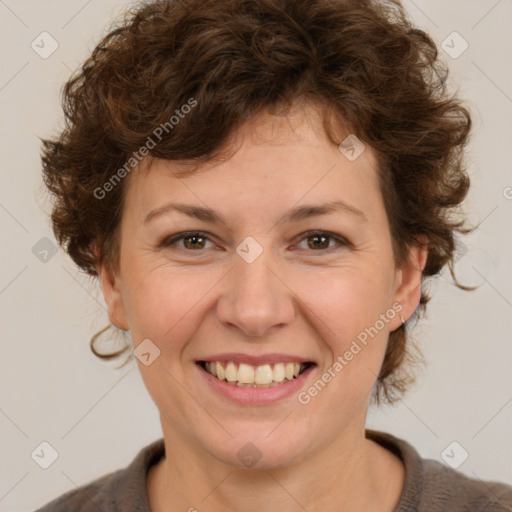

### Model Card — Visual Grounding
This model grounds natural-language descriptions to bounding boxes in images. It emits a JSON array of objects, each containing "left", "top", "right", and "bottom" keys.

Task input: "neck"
[{"left": 147, "top": 423, "right": 404, "bottom": 512}]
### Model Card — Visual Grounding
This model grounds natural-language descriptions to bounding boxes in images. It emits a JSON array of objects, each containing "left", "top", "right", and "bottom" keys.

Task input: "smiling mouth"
[{"left": 198, "top": 361, "right": 315, "bottom": 388}]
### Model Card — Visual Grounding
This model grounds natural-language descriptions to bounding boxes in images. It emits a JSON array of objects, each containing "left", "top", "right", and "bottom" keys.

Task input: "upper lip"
[{"left": 196, "top": 353, "right": 316, "bottom": 365}]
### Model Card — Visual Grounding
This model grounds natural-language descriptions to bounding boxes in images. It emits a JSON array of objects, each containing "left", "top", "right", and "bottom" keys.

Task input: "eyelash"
[{"left": 159, "top": 230, "right": 349, "bottom": 255}]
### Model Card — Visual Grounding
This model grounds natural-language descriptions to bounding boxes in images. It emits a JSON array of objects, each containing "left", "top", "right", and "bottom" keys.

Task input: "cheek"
[
  {"left": 289, "top": 262, "right": 396, "bottom": 403},
  {"left": 294, "top": 264, "right": 395, "bottom": 342},
  {"left": 119, "top": 265, "right": 220, "bottom": 344}
]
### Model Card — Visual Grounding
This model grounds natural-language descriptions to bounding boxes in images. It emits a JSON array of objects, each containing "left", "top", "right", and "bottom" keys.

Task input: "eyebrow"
[{"left": 144, "top": 200, "right": 367, "bottom": 225}]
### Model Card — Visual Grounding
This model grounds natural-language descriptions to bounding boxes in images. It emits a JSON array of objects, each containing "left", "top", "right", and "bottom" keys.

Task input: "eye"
[
  {"left": 294, "top": 230, "right": 349, "bottom": 253},
  {"left": 160, "top": 231, "right": 216, "bottom": 251},
  {"left": 159, "top": 230, "right": 349, "bottom": 254}
]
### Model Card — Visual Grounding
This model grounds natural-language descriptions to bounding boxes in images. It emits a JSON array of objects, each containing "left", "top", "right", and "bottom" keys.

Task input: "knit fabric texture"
[{"left": 35, "top": 429, "right": 512, "bottom": 511}]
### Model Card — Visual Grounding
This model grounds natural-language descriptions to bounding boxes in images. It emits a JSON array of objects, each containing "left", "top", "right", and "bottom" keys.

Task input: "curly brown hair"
[{"left": 40, "top": 0, "right": 474, "bottom": 405}]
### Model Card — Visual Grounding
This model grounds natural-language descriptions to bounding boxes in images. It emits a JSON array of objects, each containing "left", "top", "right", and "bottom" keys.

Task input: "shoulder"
[
  {"left": 365, "top": 429, "right": 512, "bottom": 512},
  {"left": 34, "top": 438, "right": 165, "bottom": 512},
  {"left": 34, "top": 470, "right": 119, "bottom": 512},
  {"left": 420, "top": 458, "right": 512, "bottom": 512}
]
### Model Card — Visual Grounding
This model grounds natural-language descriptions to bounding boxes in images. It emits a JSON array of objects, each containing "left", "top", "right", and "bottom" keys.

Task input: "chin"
[{"left": 199, "top": 422, "right": 314, "bottom": 470}]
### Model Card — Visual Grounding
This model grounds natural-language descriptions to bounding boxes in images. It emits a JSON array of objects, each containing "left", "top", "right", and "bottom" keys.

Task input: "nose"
[{"left": 216, "top": 245, "right": 296, "bottom": 339}]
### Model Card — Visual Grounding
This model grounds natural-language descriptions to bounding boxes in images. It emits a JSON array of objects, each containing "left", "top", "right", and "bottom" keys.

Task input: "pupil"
[
  {"left": 309, "top": 235, "right": 328, "bottom": 249},
  {"left": 185, "top": 235, "right": 204, "bottom": 249}
]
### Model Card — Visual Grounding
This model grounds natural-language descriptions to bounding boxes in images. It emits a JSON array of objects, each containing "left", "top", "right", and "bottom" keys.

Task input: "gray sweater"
[{"left": 35, "top": 429, "right": 512, "bottom": 511}]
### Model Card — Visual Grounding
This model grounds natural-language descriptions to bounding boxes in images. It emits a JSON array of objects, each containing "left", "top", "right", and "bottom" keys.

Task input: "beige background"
[{"left": 1, "top": 1, "right": 511, "bottom": 510}]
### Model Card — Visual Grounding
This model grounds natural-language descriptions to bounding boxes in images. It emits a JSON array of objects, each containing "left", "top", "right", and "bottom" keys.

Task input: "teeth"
[
  {"left": 273, "top": 363, "right": 285, "bottom": 382},
  {"left": 202, "top": 360, "right": 310, "bottom": 386},
  {"left": 255, "top": 364, "right": 273, "bottom": 385},
  {"left": 238, "top": 363, "right": 255, "bottom": 384},
  {"left": 225, "top": 362, "right": 238, "bottom": 382},
  {"left": 216, "top": 362, "right": 225, "bottom": 380},
  {"left": 285, "top": 362, "right": 295, "bottom": 380}
]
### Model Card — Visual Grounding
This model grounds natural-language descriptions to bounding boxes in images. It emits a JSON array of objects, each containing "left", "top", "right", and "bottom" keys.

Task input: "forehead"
[{"left": 122, "top": 103, "right": 382, "bottom": 226}]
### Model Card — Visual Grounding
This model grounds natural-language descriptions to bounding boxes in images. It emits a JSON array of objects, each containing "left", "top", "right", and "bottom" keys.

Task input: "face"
[{"left": 99, "top": 102, "right": 426, "bottom": 469}]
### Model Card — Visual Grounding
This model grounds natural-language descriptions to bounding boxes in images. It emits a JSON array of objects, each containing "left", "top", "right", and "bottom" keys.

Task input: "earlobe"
[
  {"left": 96, "top": 259, "right": 129, "bottom": 331},
  {"left": 392, "top": 236, "right": 428, "bottom": 329}
]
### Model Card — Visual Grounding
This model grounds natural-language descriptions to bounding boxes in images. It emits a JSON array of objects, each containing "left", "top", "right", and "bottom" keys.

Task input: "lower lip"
[{"left": 196, "top": 363, "right": 316, "bottom": 405}]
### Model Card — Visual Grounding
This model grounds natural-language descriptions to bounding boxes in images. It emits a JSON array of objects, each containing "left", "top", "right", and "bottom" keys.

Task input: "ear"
[
  {"left": 93, "top": 245, "right": 129, "bottom": 330},
  {"left": 390, "top": 235, "right": 428, "bottom": 330}
]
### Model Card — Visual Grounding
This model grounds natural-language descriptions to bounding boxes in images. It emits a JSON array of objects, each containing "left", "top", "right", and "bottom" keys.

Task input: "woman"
[{"left": 36, "top": 0, "right": 512, "bottom": 510}]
